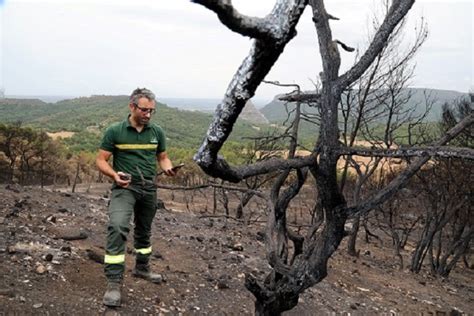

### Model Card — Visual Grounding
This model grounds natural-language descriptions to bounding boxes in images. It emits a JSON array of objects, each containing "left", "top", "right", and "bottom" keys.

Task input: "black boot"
[
  {"left": 103, "top": 280, "right": 122, "bottom": 307},
  {"left": 132, "top": 264, "right": 163, "bottom": 284}
]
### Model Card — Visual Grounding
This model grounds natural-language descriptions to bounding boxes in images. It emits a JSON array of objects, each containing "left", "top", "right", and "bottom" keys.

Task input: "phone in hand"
[{"left": 119, "top": 173, "right": 132, "bottom": 181}]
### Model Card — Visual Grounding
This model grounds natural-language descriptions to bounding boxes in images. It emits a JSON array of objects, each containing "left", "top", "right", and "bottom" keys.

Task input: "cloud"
[{"left": 1, "top": 0, "right": 472, "bottom": 98}]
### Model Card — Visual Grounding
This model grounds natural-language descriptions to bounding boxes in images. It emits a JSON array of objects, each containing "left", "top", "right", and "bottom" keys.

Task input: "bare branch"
[
  {"left": 346, "top": 113, "right": 474, "bottom": 217},
  {"left": 335, "top": 40, "right": 355, "bottom": 52},
  {"left": 309, "top": 0, "right": 340, "bottom": 77},
  {"left": 338, "top": 0, "right": 416, "bottom": 88},
  {"left": 196, "top": 154, "right": 317, "bottom": 183},
  {"left": 156, "top": 182, "right": 268, "bottom": 199},
  {"left": 279, "top": 93, "right": 321, "bottom": 103},
  {"left": 191, "top": 0, "right": 274, "bottom": 40},
  {"left": 198, "top": 214, "right": 244, "bottom": 222},
  {"left": 193, "top": 1, "right": 308, "bottom": 177},
  {"left": 339, "top": 146, "right": 474, "bottom": 160},
  {"left": 263, "top": 80, "right": 301, "bottom": 90}
]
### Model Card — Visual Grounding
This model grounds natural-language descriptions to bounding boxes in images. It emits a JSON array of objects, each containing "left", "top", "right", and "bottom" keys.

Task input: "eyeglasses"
[{"left": 134, "top": 104, "right": 156, "bottom": 114}]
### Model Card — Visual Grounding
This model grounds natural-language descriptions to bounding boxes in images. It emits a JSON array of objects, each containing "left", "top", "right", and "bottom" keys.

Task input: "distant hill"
[
  {"left": 159, "top": 97, "right": 221, "bottom": 113},
  {"left": 156, "top": 97, "right": 268, "bottom": 112},
  {"left": 260, "top": 88, "right": 470, "bottom": 123},
  {"left": 2, "top": 88, "right": 467, "bottom": 152},
  {"left": 0, "top": 96, "right": 271, "bottom": 150},
  {"left": 5, "top": 95, "right": 79, "bottom": 103},
  {"left": 239, "top": 100, "right": 269, "bottom": 125},
  {"left": 0, "top": 98, "right": 47, "bottom": 107}
]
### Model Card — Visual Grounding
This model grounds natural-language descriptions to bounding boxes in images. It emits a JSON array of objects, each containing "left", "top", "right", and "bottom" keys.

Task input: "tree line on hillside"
[
  {"left": 0, "top": 122, "right": 64, "bottom": 185},
  {"left": 0, "top": 122, "right": 99, "bottom": 187},
  {"left": 0, "top": 121, "right": 275, "bottom": 188},
  {"left": 0, "top": 96, "right": 277, "bottom": 151}
]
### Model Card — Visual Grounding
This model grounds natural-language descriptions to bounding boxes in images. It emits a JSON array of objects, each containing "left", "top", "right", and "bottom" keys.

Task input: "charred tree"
[{"left": 191, "top": 0, "right": 474, "bottom": 314}]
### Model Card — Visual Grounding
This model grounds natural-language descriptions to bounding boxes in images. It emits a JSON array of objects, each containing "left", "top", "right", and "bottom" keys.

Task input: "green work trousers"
[{"left": 104, "top": 184, "right": 157, "bottom": 281}]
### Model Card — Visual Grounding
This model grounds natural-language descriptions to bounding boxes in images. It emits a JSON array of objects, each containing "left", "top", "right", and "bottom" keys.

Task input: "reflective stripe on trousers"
[
  {"left": 135, "top": 247, "right": 152, "bottom": 255},
  {"left": 104, "top": 254, "right": 125, "bottom": 264}
]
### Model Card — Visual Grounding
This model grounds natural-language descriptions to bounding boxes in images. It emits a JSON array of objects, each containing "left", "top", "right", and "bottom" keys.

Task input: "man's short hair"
[{"left": 130, "top": 88, "right": 156, "bottom": 105}]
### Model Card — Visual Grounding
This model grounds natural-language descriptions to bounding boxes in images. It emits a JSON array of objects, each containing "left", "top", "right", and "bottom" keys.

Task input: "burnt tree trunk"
[
  {"left": 72, "top": 161, "right": 80, "bottom": 193},
  {"left": 190, "top": 0, "right": 472, "bottom": 314},
  {"left": 236, "top": 191, "right": 255, "bottom": 219},
  {"left": 392, "top": 230, "right": 404, "bottom": 270},
  {"left": 347, "top": 216, "right": 361, "bottom": 256}
]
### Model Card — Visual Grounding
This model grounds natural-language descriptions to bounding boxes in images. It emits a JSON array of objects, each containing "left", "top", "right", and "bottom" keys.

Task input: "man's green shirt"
[{"left": 100, "top": 116, "right": 166, "bottom": 181}]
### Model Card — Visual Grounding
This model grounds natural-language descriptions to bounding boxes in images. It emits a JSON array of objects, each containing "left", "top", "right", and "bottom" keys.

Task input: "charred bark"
[{"left": 191, "top": 0, "right": 471, "bottom": 314}]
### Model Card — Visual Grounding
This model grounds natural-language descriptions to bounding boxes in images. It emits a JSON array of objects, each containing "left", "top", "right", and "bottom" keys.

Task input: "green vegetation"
[
  {"left": 61, "top": 131, "right": 103, "bottom": 153},
  {"left": 1, "top": 89, "right": 458, "bottom": 159},
  {"left": 0, "top": 123, "right": 69, "bottom": 184},
  {"left": 0, "top": 96, "right": 276, "bottom": 161}
]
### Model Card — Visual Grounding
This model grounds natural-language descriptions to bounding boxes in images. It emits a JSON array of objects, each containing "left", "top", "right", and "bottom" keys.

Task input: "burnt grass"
[{"left": 0, "top": 184, "right": 472, "bottom": 315}]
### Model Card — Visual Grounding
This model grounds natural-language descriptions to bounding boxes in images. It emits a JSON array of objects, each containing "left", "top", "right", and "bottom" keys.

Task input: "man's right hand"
[{"left": 115, "top": 171, "right": 131, "bottom": 188}]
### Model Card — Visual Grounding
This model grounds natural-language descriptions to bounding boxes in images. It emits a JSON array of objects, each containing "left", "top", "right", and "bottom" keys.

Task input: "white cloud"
[{"left": 1, "top": 0, "right": 472, "bottom": 99}]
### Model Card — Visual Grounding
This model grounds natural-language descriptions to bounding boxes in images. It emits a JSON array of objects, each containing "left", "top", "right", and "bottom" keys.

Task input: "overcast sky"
[{"left": 0, "top": 0, "right": 472, "bottom": 101}]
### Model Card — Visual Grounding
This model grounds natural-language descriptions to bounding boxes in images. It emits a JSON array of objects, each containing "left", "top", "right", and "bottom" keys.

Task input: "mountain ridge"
[{"left": 260, "top": 88, "right": 469, "bottom": 123}]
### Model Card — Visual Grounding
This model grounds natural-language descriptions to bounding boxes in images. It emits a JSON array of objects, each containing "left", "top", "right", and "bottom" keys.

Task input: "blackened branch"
[
  {"left": 193, "top": 1, "right": 309, "bottom": 180},
  {"left": 335, "top": 40, "right": 355, "bottom": 52},
  {"left": 339, "top": 146, "right": 474, "bottom": 160},
  {"left": 346, "top": 113, "right": 474, "bottom": 217},
  {"left": 200, "top": 154, "right": 317, "bottom": 183},
  {"left": 191, "top": 0, "right": 275, "bottom": 40},
  {"left": 279, "top": 93, "right": 321, "bottom": 103},
  {"left": 338, "top": 0, "right": 416, "bottom": 88}
]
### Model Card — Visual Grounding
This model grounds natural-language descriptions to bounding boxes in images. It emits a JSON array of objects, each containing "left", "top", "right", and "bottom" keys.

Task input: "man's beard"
[{"left": 139, "top": 117, "right": 150, "bottom": 125}]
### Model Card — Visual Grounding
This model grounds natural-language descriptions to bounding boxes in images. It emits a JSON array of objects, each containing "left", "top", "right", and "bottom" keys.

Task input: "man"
[{"left": 96, "top": 87, "right": 176, "bottom": 307}]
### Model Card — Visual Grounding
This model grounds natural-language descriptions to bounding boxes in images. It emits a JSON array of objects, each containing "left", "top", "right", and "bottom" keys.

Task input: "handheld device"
[{"left": 119, "top": 173, "right": 132, "bottom": 181}]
